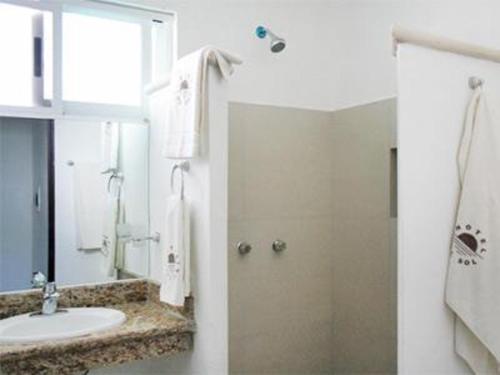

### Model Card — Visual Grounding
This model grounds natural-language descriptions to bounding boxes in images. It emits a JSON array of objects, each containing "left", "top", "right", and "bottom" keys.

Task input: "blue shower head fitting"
[{"left": 256, "top": 26, "right": 267, "bottom": 39}]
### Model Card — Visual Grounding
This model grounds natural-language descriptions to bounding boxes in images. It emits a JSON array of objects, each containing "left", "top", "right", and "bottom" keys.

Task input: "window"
[
  {"left": 0, "top": 3, "right": 52, "bottom": 107},
  {"left": 62, "top": 12, "right": 142, "bottom": 106},
  {"left": 43, "top": 12, "right": 54, "bottom": 102},
  {"left": 0, "top": 1, "right": 173, "bottom": 120}
]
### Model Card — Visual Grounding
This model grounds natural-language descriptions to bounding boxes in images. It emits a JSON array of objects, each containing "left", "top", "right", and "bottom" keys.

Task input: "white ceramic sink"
[{"left": 0, "top": 307, "right": 126, "bottom": 344}]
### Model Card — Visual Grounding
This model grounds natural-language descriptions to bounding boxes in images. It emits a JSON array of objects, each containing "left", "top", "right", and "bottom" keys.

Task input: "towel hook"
[
  {"left": 170, "top": 161, "right": 190, "bottom": 199},
  {"left": 469, "top": 76, "right": 484, "bottom": 90}
]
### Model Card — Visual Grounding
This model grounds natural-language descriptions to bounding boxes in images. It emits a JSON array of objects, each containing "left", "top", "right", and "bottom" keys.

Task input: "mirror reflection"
[{"left": 0, "top": 117, "right": 149, "bottom": 292}]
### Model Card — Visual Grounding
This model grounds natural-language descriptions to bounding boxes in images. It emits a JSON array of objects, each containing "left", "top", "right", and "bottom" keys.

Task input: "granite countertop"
[{"left": 0, "top": 279, "right": 195, "bottom": 375}]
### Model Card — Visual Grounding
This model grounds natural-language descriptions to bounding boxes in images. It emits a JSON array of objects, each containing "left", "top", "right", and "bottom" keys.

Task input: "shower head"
[
  {"left": 270, "top": 36, "right": 286, "bottom": 53},
  {"left": 256, "top": 25, "right": 286, "bottom": 53}
]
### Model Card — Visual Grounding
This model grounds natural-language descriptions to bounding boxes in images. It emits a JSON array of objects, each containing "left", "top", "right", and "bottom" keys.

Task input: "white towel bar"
[{"left": 144, "top": 50, "right": 242, "bottom": 95}]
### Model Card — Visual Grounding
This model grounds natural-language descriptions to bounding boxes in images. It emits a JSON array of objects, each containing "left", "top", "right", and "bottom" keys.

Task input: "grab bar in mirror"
[{"left": 118, "top": 232, "right": 161, "bottom": 244}]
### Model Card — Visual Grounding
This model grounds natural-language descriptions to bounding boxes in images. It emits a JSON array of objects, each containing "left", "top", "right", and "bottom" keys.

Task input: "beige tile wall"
[
  {"left": 228, "top": 99, "right": 396, "bottom": 374},
  {"left": 330, "top": 99, "right": 397, "bottom": 374}
]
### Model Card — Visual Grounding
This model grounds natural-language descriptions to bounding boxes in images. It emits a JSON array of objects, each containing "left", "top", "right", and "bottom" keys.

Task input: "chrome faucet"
[
  {"left": 31, "top": 272, "right": 61, "bottom": 315},
  {"left": 42, "top": 282, "right": 60, "bottom": 315}
]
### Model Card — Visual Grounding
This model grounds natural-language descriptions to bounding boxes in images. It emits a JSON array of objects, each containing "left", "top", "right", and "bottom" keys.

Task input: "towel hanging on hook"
[
  {"left": 162, "top": 160, "right": 191, "bottom": 306},
  {"left": 170, "top": 161, "right": 190, "bottom": 200}
]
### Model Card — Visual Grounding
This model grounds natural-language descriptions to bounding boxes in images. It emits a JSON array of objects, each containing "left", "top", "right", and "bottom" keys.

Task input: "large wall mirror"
[
  {"left": 0, "top": 0, "right": 173, "bottom": 293},
  {"left": 0, "top": 117, "right": 150, "bottom": 292}
]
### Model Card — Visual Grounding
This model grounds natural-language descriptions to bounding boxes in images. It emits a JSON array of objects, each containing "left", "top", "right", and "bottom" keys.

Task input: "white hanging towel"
[
  {"left": 446, "top": 87, "right": 500, "bottom": 373},
  {"left": 101, "top": 122, "right": 119, "bottom": 173},
  {"left": 100, "top": 120, "right": 127, "bottom": 276},
  {"left": 160, "top": 194, "right": 190, "bottom": 306},
  {"left": 102, "top": 179, "right": 126, "bottom": 277},
  {"left": 73, "top": 162, "right": 105, "bottom": 250},
  {"left": 162, "top": 46, "right": 242, "bottom": 159}
]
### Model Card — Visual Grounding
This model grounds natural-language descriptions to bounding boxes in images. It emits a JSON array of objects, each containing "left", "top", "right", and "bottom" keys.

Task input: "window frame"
[{"left": 0, "top": 0, "right": 174, "bottom": 123}]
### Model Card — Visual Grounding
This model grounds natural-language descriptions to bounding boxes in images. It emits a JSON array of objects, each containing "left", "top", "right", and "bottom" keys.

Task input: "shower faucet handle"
[
  {"left": 237, "top": 241, "right": 252, "bottom": 255},
  {"left": 272, "top": 239, "right": 287, "bottom": 252}
]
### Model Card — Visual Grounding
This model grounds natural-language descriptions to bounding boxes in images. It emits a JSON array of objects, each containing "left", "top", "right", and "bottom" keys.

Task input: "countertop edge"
[{"left": 0, "top": 280, "right": 195, "bottom": 374}]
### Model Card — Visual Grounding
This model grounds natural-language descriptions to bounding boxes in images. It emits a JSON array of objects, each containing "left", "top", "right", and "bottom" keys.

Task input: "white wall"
[
  {"left": 397, "top": 44, "right": 500, "bottom": 374},
  {"left": 139, "top": 0, "right": 500, "bottom": 112},
  {"left": 55, "top": 120, "right": 113, "bottom": 286},
  {"left": 142, "top": 70, "right": 229, "bottom": 375},
  {"left": 112, "top": 0, "right": 500, "bottom": 373}
]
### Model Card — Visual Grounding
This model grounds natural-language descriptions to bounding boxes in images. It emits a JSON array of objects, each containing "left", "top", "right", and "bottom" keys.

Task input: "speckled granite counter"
[{"left": 0, "top": 279, "right": 195, "bottom": 375}]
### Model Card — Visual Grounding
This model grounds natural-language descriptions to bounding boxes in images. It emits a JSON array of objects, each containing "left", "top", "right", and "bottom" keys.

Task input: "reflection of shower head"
[{"left": 256, "top": 25, "right": 286, "bottom": 53}]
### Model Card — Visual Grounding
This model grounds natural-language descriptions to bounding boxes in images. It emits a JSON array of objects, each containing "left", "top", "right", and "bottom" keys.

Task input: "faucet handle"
[{"left": 31, "top": 272, "right": 47, "bottom": 289}]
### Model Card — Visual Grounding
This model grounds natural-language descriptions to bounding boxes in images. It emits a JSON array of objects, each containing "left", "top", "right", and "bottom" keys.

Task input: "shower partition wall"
[{"left": 228, "top": 99, "right": 397, "bottom": 374}]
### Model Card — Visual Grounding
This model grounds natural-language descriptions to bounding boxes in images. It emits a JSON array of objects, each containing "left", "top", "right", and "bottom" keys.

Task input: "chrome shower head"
[
  {"left": 256, "top": 26, "right": 286, "bottom": 53},
  {"left": 270, "top": 36, "right": 286, "bottom": 53}
]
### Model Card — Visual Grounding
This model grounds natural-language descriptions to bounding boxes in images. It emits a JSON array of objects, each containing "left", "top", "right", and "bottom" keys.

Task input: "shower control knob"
[
  {"left": 272, "top": 239, "right": 287, "bottom": 252},
  {"left": 237, "top": 241, "right": 252, "bottom": 255}
]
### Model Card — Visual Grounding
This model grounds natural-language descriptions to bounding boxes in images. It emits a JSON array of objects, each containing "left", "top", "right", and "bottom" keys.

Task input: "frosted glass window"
[
  {"left": 151, "top": 21, "right": 168, "bottom": 82},
  {"left": 0, "top": 4, "right": 37, "bottom": 106},
  {"left": 43, "top": 12, "right": 53, "bottom": 101},
  {"left": 62, "top": 12, "right": 142, "bottom": 106}
]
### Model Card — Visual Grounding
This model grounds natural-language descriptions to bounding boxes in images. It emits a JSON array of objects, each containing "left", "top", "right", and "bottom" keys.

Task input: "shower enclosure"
[{"left": 228, "top": 99, "right": 397, "bottom": 374}]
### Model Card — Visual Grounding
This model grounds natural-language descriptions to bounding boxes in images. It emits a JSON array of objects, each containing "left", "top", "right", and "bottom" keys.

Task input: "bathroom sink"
[{"left": 0, "top": 307, "right": 126, "bottom": 344}]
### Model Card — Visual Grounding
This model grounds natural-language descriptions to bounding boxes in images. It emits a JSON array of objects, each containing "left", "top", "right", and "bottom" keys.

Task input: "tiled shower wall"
[
  {"left": 228, "top": 98, "right": 396, "bottom": 374},
  {"left": 329, "top": 100, "right": 397, "bottom": 374}
]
